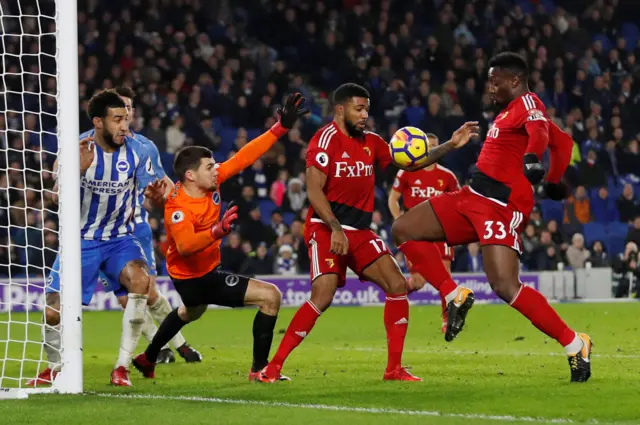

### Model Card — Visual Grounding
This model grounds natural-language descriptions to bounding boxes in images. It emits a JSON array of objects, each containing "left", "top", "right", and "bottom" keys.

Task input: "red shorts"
[
  {"left": 435, "top": 242, "right": 454, "bottom": 261},
  {"left": 429, "top": 186, "right": 527, "bottom": 254},
  {"left": 305, "top": 223, "right": 391, "bottom": 287}
]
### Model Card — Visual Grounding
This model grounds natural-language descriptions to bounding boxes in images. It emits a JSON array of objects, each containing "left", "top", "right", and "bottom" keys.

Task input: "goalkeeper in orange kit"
[{"left": 133, "top": 93, "right": 308, "bottom": 381}]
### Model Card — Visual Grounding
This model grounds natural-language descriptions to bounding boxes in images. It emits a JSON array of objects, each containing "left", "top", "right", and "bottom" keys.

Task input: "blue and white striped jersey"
[
  {"left": 130, "top": 133, "right": 166, "bottom": 226},
  {"left": 78, "top": 133, "right": 158, "bottom": 240}
]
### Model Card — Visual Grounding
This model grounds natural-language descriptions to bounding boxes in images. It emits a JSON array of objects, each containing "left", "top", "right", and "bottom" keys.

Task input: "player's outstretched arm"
[
  {"left": 399, "top": 122, "right": 480, "bottom": 171},
  {"left": 217, "top": 93, "right": 308, "bottom": 183},
  {"left": 306, "top": 166, "right": 348, "bottom": 255}
]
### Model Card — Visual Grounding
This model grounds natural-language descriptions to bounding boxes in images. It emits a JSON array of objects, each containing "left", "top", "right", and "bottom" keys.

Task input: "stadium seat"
[
  {"left": 621, "top": 22, "right": 639, "bottom": 48},
  {"left": 540, "top": 0, "right": 556, "bottom": 13},
  {"left": 593, "top": 34, "right": 613, "bottom": 52},
  {"left": 515, "top": 0, "right": 535, "bottom": 14},
  {"left": 246, "top": 128, "right": 261, "bottom": 141},
  {"left": 212, "top": 150, "right": 227, "bottom": 162},
  {"left": 212, "top": 117, "right": 224, "bottom": 132},
  {"left": 283, "top": 212, "right": 296, "bottom": 226},
  {"left": 219, "top": 128, "right": 238, "bottom": 152},
  {"left": 259, "top": 199, "right": 277, "bottom": 224},
  {"left": 583, "top": 222, "right": 607, "bottom": 247},
  {"left": 540, "top": 199, "right": 564, "bottom": 223},
  {"left": 606, "top": 221, "right": 630, "bottom": 237},
  {"left": 160, "top": 152, "right": 175, "bottom": 179},
  {"left": 608, "top": 181, "right": 623, "bottom": 199},
  {"left": 608, "top": 235, "right": 627, "bottom": 256}
]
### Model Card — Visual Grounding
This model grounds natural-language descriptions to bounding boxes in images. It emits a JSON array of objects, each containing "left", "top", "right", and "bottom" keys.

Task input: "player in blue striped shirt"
[
  {"left": 29, "top": 91, "right": 159, "bottom": 388},
  {"left": 107, "top": 87, "right": 201, "bottom": 364}
]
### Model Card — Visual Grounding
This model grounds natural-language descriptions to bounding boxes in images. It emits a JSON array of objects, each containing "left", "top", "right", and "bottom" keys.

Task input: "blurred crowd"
[{"left": 0, "top": 0, "right": 639, "bottom": 295}]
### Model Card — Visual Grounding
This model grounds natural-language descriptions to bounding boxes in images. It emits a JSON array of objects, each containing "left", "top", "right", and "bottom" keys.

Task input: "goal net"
[{"left": 0, "top": 0, "right": 81, "bottom": 394}]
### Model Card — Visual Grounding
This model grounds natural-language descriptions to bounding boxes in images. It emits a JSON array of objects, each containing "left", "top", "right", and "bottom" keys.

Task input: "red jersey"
[
  {"left": 392, "top": 164, "right": 460, "bottom": 210},
  {"left": 306, "top": 121, "right": 392, "bottom": 230},
  {"left": 475, "top": 92, "right": 548, "bottom": 215}
]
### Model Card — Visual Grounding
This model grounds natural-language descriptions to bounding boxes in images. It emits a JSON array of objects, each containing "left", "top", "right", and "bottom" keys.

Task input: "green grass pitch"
[{"left": 1, "top": 302, "right": 639, "bottom": 424}]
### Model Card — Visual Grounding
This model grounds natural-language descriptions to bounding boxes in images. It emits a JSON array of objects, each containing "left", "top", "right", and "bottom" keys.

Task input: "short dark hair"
[
  {"left": 87, "top": 90, "right": 126, "bottom": 120},
  {"left": 114, "top": 86, "right": 135, "bottom": 101},
  {"left": 488, "top": 52, "right": 529, "bottom": 78},
  {"left": 174, "top": 146, "right": 213, "bottom": 182},
  {"left": 332, "top": 83, "right": 370, "bottom": 105},
  {"left": 426, "top": 132, "right": 438, "bottom": 140}
]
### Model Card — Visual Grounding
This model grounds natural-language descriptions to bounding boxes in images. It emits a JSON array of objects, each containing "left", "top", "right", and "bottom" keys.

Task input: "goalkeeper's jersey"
[{"left": 79, "top": 133, "right": 158, "bottom": 240}]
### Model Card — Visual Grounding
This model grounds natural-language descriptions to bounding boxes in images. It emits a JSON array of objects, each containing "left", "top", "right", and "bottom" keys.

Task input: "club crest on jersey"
[
  {"left": 116, "top": 159, "right": 130, "bottom": 174},
  {"left": 325, "top": 258, "right": 335, "bottom": 268},
  {"left": 438, "top": 179, "right": 444, "bottom": 188},
  {"left": 363, "top": 146, "right": 371, "bottom": 156},
  {"left": 212, "top": 191, "right": 220, "bottom": 205},
  {"left": 495, "top": 111, "right": 509, "bottom": 121}
]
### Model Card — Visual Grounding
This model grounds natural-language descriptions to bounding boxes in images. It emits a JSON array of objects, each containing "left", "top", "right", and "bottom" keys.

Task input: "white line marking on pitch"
[
  {"left": 93, "top": 393, "right": 601, "bottom": 424},
  {"left": 332, "top": 347, "right": 640, "bottom": 359}
]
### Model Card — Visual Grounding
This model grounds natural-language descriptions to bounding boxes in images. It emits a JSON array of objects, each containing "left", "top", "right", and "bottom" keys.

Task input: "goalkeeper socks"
[
  {"left": 116, "top": 293, "right": 148, "bottom": 369},
  {"left": 251, "top": 311, "right": 278, "bottom": 373},
  {"left": 384, "top": 292, "right": 409, "bottom": 372},
  {"left": 509, "top": 285, "right": 576, "bottom": 347},
  {"left": 399, "top": 241, "right": 458, "bottom": 300},
  {"left": 149, "top": 295, "right": 186, "bottom": 348},
  {"left": 43, "top": 324, "right": 61, "bottom": 371},
  {"left": 270, "top": 301, "right": 321, "bottom": 367},
  {"left": 145, "top": 308, "right": 188, "bottom": 363}
]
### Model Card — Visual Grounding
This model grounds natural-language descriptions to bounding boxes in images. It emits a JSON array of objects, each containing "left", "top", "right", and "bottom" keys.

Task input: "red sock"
[
  {"left": 384, "top": 293, "right": 409, "bottom": 372},
  {"left": 510, "top": 285, "right": 575, "bottom": 346},
  {"left": 440, "top": 295, "right": 447, "bottom": 318},
  {"left": 270, "top": 301, "right": 321, "bottom": 368},
  {"left": 400, "top": 241, "right": 458, "bottom": 298}
]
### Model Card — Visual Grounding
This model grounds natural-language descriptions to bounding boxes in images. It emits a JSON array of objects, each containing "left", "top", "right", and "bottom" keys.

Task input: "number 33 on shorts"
[
  {"left": 481, "top": 213, "right": 524, "bottom": 254},
  {"left": 483, "top": 220, "right": 507, "bottom": 239}
]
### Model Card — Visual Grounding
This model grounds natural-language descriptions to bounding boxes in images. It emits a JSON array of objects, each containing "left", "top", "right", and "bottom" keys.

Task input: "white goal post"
[{"left": 0, "top": 0, "right": 81, "bottom": 395}]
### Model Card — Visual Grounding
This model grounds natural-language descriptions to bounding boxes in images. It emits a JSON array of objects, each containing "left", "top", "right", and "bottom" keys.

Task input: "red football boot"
[
  {"left": 383, "top": 366, "right": 423, "bottom": 381},
  {"left": 255, "top": 364, "right": 291, "bottom": 383},
  {"left": 248, "top": 370, "right": 260, "bottom": 382},
  {"left": 132, "top": 352, "right": 156, "bottom": 379},
  {"left": 25, "top": 367, "right": 58, "bottom": 387},
  {"left": 110, "top": 366, "right": 132, "bottom": 387}
]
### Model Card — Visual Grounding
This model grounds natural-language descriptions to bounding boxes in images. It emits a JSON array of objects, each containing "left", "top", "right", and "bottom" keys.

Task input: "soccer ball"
[{"left": 389, "top": 127, "right": 430, "bottom": 167}]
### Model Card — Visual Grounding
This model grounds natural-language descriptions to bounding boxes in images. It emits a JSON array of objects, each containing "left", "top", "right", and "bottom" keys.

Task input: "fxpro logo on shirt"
[{"left": 334, "top": 161, "right": 374, "bottom": 178}]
